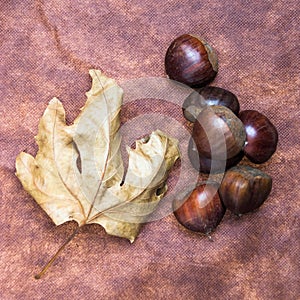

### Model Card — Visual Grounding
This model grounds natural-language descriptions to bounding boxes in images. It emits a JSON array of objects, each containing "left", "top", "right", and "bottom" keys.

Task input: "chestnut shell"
[
  {"left": 219, "top": 165, "right": 272, "bottom": 214},
  {"left": 188, "top": 138, "right": 244, "bottom": 173},
  {"left": 173, "top": 182, "right": 225, "bottom": 234},
  {"left": 239, "top": 110, "right": 278, "bottom": 164},
  {"left": 183, "top": 86, "right": 240, "bottom": 122},
  {"left": 192, "top": 106, "right": 246, "bottom": 160},
  {"left": 165, "top": 34, "right": 218, "bottom": 87}
]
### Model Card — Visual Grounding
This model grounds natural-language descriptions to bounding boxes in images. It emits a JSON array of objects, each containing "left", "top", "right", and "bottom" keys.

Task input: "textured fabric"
[{"left": 0, "top": 0, "right": 299, "bottom": 299}]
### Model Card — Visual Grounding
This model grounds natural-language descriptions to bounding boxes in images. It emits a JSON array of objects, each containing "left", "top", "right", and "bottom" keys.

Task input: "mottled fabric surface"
[{"left": 0, "top": 0, "right": 299, "bottom": 299}]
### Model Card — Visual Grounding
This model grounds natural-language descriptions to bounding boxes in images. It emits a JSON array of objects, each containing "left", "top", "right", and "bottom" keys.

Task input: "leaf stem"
[{"left": 34, "top": 226, "right": 80, "bottom": 279}]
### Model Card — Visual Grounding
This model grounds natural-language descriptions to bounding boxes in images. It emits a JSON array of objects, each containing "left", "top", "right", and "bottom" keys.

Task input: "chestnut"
[
  {"left": 188, "top": 138, "right": 244, "bottom": 173},
  {"left": 165, "top": 34, "right": 218, "bottom": 87},
  {"left": 173, "top": 182, "right": 225, "bottom": 235},
  {"left": 183, "top": 86, "right": 240, "bottom": 122},
  {"left": 239, "top": 110, "right": 278, "bottom": 164},
  {"left": 219, "top": 165, "right": 272, "bottom": 214},
  {"left": 192, "top": 106, "right": 246, "bottom": 160}
]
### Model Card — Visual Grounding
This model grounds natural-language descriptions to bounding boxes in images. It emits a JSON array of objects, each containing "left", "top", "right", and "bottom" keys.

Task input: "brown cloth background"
[{"left": 0, "top": 0, "right": 299, "bottom": 299}]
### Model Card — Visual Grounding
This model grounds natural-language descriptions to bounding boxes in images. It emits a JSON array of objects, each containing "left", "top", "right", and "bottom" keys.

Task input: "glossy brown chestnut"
[
  {"left": 165, "top": 34, "right": 218, "bottom": 87},
  {"left": 188, "top": 137, "right": 244, "bottom": 173},
  {"left": 183, "top": 86, "right": 240, "bottom": 122},
  {"left": 239, "top": 110, "right": 278, "bottom": 164},
  {"left": 173, "top": 182, "right": 225, "bottom": 234},
  {"left": 192, "top": 106, "right": 246, "bottom": 160},
  {"left": 219, "top": 165, "right": 272, "bottom": 214}
]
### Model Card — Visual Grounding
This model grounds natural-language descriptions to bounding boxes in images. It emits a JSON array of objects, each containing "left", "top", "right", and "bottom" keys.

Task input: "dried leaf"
[{"left": 15, "top": 70, "right": 180, "bottom": 242}]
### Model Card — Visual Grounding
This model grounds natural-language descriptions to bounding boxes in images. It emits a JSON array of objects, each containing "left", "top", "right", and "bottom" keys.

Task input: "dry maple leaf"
[{"left": 15, "top": 70, "right": 180, "bottom": 278}]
